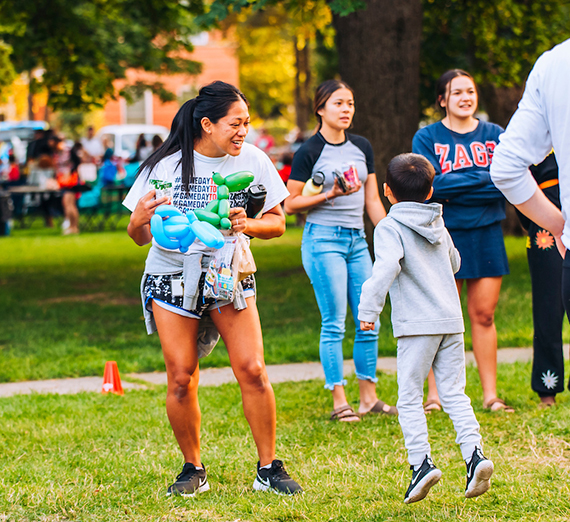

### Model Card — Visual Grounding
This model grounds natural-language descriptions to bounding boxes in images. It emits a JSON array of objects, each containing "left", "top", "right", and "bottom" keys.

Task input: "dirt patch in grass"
[{"left": 40, "top": 292, "right": 140, "bottom": 306}]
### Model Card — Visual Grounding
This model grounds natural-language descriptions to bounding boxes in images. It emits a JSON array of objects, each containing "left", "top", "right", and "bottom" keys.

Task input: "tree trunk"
[
  {"left": 44, "top": 93, "right": 50, "bottom": 122},
  {"left": 502, "top": 202, "right": 525, "bottom": 237},
  {"left": 28, "top": 74, "right": 35, "bottom": 121},
  {"left": 479, "top": 83, "right": 524, "bottom": 129},
  {"left": 332, "top": 0, "right": 422, "bottom": 252},
  {"left": 294, "top": 36, "right": 312, "bottom": 132},
  {"left": 479, "top": 83, "right": 526, "bottom": 236},
  {"left": 332, "top": 0, "right": 422, "bottom": 187}
]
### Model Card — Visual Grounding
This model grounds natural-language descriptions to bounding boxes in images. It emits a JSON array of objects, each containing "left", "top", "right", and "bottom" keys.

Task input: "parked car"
[
  {"left": 96, "top": 124, "right": 169, "bottom": 160},
  {"left": 0, "top": 120, "right": 49, "bottom": 166}
]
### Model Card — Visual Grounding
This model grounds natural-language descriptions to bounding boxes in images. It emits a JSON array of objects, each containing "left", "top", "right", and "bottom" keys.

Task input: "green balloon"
[
  {"left": 212, "top": 172, "right": 225, "bottom": 186},
  {"left": 217, "top": 185, "right": 230, "bottom": 199}
]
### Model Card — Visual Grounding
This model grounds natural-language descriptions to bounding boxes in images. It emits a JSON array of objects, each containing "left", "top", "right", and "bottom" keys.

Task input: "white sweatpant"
[{"left": 396, "top": 333, "right": 482, "bottom": 466}]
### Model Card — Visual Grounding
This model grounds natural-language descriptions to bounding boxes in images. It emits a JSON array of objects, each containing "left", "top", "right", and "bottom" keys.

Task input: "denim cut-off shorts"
[{"left": 143, "top": 272, "right": 255, "bottom": 320}]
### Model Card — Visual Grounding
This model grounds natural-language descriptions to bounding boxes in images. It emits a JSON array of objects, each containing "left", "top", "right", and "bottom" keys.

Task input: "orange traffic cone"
[{"left": 102, "top": 361, "right": 124, "bottom": 395}]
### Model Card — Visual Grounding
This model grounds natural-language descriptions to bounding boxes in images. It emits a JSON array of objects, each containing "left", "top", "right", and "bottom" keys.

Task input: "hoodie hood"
[{"left": 388, "top": 202, "right": 444, "bottom": 244}]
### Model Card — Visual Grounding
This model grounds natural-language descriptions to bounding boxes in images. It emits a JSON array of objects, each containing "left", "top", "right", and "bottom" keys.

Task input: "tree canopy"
[
  {"left": 233, "top": 0, "right": 334, "bottom": 131},
  {"left": 0, "top": 43, "right": 16, "bottom": 103},
  {"left": 421, "top": 0, "right": 570, "bottom": 121},
  {"left": 0, "top": 0, "right": 204, "bottom": 112},
  {"left": 197, "top": 0, "right": 365, "bottom": 25}
]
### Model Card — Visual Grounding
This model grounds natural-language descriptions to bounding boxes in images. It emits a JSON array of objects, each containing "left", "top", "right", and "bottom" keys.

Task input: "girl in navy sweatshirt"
[{"left": 413, "top": 69, "right": 513, "bottom": 413}]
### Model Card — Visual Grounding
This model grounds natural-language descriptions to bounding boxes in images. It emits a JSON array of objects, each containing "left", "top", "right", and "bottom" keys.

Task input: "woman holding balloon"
[{"left": 123, "top": 82, "right": 302, "bottom": 497}]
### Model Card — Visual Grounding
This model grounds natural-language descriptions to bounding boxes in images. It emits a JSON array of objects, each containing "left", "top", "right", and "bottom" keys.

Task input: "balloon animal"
[
  {"left": 150, "top": 205, "right": 225, "bottom": 251},
  {"left": 194, "top": 171, "right": 254, "bottom": 229}
]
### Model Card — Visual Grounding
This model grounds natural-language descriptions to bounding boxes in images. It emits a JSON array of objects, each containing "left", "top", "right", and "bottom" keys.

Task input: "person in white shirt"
[
  {"left": 123, "top": 81, "right": 302, "bottom": 497},
  {"left": 490, "top": 40, "right": 568, "bottom": 309},
  {"left": 81, "top": 126, "right": 104, "bottom": 162}
]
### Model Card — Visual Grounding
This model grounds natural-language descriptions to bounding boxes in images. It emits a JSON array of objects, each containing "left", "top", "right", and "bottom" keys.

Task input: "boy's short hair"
[{"left": 386, "top": 153, "right": 435, "bottom": 203}]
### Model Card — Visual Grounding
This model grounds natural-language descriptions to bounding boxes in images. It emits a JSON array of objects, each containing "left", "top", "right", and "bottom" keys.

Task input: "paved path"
[{"left": 1, "top": 346, "right": 567, "bottom": 399}]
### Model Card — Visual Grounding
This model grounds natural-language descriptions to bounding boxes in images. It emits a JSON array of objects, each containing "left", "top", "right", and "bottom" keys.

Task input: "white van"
[{"left": 96, "top": 124, "right": 169, "bottom": 160}]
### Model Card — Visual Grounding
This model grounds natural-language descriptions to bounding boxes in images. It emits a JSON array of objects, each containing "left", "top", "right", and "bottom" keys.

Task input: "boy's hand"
[{"left": 360, "top": 321, "right": 375, "bottom": 331}]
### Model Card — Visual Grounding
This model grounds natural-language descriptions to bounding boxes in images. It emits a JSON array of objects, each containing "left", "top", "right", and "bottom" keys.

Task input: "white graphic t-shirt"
[{"left": 123, "top": 143, "right": 289, "bottom": 254}]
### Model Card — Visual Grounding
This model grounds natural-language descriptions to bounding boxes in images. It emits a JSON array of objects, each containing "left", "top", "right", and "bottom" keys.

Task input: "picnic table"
[
  {"left": 4, "top": 184, "right": 66, "bottom": 229},
  {"left": 4, "top": 183, "right": 129, "bottom": 232},
  {"left": 79, "top": 184, "right": 130, "bottom": 231}
]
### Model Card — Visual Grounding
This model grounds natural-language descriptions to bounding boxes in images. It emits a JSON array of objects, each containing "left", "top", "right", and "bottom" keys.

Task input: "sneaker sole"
[
  {"left": 253, "top": 477, "right": 302, "bottom": 496},
  {"left": 465, "top": 461, "right": 494, "bottom": 498},
  {"left": 404, "top": 469, "right": 442, "bottom": 504},
  {"left": 166, "top": 481, "right": 210, "bottom": 498}
]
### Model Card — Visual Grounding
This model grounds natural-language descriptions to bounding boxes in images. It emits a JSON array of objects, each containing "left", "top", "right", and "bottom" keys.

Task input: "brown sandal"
[
  {"left": 363, "top": 400, "right": 398, "bottom": 416},
  {"left": 330, "top": 404, "right": 361, "bottom": 422},
  {"left": 423, "top": 400, "right": 442, "bottom": 414},
  {"left": 484, "top": 398, "right": 515, "bottom": 413}
]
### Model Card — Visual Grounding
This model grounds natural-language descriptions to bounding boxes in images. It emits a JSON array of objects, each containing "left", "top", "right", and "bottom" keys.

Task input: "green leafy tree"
[
  {"left": 201, "top": 0, "right": 422, "bottom": 190},
  {"left": 0, "top": 0, "right": 204, "bottom": 112},
  {"left": 232, "top": 1, "right": 335, "bottom": 132},
  {"left": 0, "top": 42, "right": 16, "bottom": 102},
  {"left": 421, "top": 0, "right": 570, "bottom": 126},
  {"left": 234, "top": 7, "right": 296, "bottom": 122}
]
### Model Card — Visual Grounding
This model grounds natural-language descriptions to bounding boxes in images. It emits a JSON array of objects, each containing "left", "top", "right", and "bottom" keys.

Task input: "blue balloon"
[
  {"left": 187, "top": 211, "right": 225, "bottom": 249},
  {"left": 150, "top": 205, "right": 225, "bottom": 251},
  {"left": 150, "top": 214, "right": 180, "bottom": 250},
  {"left": 155, "top": 205, "right": 185, "bottom": 219}
]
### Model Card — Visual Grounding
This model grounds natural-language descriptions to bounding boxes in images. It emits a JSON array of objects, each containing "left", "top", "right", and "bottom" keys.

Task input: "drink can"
[{"left": 342, "top": 162, "right": 358, "bottom": 188}]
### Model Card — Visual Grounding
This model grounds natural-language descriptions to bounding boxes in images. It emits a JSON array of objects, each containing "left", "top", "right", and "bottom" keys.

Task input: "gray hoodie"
[{"left": 358, "top": 201, "right": 464, "bottom": 338}]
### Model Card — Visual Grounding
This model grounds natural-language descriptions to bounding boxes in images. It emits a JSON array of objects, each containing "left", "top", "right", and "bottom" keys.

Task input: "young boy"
[{"left": 358, "top": 153, "right": 494, "bottom": 504}]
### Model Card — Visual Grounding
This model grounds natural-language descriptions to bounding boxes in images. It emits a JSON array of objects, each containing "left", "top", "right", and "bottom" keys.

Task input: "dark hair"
[
  {"left": 280, "top": 152, "right": 293, "bottom": 166},
  {"left": 151, "top": 134, "right": 163, "bottom": 149},
  {"left": 314, "top": 79, "right": 354, "bottom": 130},
  {"left": 435, "top": 69, "right": 476, "bottom": 112},
  {"left": 139, "top": 81, "right": 248, "bottom": 192},
  {"left": 70, "top": 142, "right": 82, "bottom": 172},
  {"left": 386, "top": 153, "right": 435, "bottom": 203}
]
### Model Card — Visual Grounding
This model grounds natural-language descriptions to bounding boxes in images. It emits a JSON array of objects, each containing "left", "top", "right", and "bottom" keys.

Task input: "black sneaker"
[
  {"left": 253, "top": 459, "right": 303, "bottom": 495},
  {"left": 465, "top": 447, "right": 494, "bottom": 498},
  {"left": 404, "top": 455, "right": 442, "bottom": 504},
  {"left": 166, "top": 462, "right": 210, "bottom": 497}
]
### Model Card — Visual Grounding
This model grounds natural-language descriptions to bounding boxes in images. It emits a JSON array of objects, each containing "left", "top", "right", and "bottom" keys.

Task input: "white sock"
[{"left": 260, "top": 463, "right": 272, "bottom": 470}]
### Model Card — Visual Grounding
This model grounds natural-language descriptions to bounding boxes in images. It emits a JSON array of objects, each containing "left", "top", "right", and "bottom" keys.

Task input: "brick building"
[{"left": 103, "top": 31, "right": 238, "bottom": 129}]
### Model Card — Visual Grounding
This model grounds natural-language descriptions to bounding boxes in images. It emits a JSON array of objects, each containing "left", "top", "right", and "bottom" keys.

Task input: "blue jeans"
[{"left": 301, "top": 223, "right": 379, "bottom": 390}]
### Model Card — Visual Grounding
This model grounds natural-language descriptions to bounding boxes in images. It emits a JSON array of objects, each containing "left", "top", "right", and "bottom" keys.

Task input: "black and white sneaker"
[
  {"left": 253, "top": 459, "right": 303, "bottom": 495},
  {"left": 465, "top": 447, "right": 494, "bottom": 498},
  {"left": 166, "top": 462, "right": 210, "bottom": 497},
  {"left": 404, "top": 455, "right": 442, "bottom": 504}
]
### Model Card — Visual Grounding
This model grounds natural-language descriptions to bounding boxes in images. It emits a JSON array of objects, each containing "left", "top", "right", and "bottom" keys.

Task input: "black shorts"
[{"left": 143, "top": 272, "right": 255, "bottom": 319}]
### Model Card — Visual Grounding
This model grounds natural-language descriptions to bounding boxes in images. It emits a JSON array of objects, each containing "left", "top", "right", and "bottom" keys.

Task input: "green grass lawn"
[
  {"left": 2, "top": 222, "right": 570, "bottom": 520},
  {"left": 1, "top": 363, "right": 569, "bottom": 521},
  {"left": 0, "top": 221, "right": 568, "bottom": 382}
]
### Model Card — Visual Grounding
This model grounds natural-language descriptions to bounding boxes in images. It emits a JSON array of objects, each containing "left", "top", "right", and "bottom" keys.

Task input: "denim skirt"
[{"left": 449, "top": 222, "right": 509, "bottom": 279}]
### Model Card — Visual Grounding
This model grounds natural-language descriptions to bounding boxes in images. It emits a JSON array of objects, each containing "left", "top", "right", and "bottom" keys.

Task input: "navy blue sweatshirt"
[{"left": 412, "top": 120, "right": 505, "bottom": 230}]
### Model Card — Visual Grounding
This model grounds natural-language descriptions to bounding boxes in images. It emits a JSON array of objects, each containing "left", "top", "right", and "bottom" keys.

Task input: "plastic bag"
[
  {"left": 232, "top": 233, "right": 257, "bottom": 283},
  {"left": 204, "top": 236, "right": 238, "bottom": 301}
]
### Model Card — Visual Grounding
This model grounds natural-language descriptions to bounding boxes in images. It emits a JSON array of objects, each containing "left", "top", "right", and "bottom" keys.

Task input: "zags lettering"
[
  {"left": 452, "top": 144, "right": 474, "bottom": 170},
  {"left": 434, "top": 143, "right": 451, "bottom": 174},
  {"left": 485, "top": 140, "right": 497, "bottom": 162},
  {"left": 470, "top": 142, "right": 488, "bottom": 167}
]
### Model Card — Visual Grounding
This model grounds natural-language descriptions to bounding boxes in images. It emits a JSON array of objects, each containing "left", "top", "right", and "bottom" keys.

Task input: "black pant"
[{"left": 528, "top": 224, "right": 568, "bottom": 396}]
